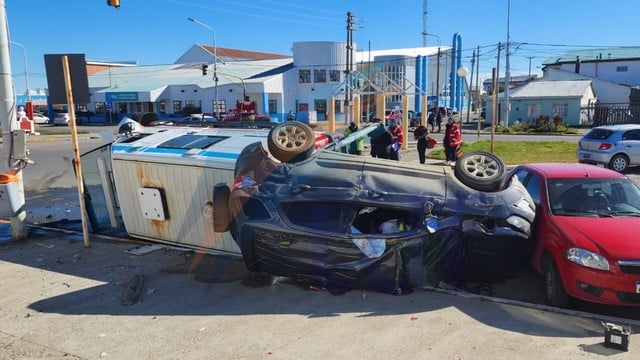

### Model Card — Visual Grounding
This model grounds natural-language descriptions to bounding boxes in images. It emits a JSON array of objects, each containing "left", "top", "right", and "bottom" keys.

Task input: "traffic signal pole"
[{"left": 0, "top": 0, "right": 28, "bottom": 240}]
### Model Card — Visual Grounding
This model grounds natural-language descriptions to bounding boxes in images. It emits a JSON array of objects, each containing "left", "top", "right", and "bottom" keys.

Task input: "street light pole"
[
  {"left": 188, "top": 17, "right": 218, "bottom": 119},
  {"left": 504, "top": 0, "right": 511, "bottom": 129},
  {"left": 10, "top": 41, "right": 29, "bottom": 102}
]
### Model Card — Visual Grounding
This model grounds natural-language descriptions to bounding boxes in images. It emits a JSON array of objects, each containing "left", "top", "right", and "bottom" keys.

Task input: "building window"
[
  {"left": 329, "top": 70, "right": 340, "bottom": 82},
  {"left": 213, "top": 100, "right": 226, "bottom": 115},
  {"left": 299, "top": 70, "right": 311, "bottom": 83},
  {"left": 94, "top": 102, "right": 105, "bottom": 114},
  {"left": 314, "top": 69, "right": 326, "bottom": 83},
  {"left": 616, "top": 66, "right": 628, "bottom": 72},
  {"left": 173, "top": 100, "right": 182, "bottom": 114},
  {"left": 334, "top": 99, "right": 342, "bottom": 114},
  {"left": 298, "top": 103, "right": 309, "bottom": 112},
  {"left": 526, "top": 104, "right": 541, "bottom": 118},
  {"left": 268, "top": 99, "right": 277, "bottom": 114},
  {"left": 185, "top": 100, "right": 195, "bottom": 108},
  {"left": 135, "top": 103, "right": 143, "bottom": 112},
  {"left": 314, "top": 99, "right": 327, "bottom": 118},
  {"left": 159, "top": 100, "right": 167, "bottom": 114},
  {"left": 552, "top": 103, "right": 568, "bottom": 119}
]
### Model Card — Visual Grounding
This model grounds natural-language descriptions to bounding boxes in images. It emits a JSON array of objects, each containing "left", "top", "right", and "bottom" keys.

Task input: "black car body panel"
[{"left": 227, "top": 139, "right": 536, "bottom": 294}]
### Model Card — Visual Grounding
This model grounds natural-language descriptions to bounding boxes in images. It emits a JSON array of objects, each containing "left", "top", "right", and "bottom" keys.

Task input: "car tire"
[
  {"left": 268, "top": 121, "right": 315, "bottom": 163},
  {"left": 213, "top": 183, "right": 231, "bottom": 232},
  {"left": 454, "top": 151, "right": 506, "bottom": 192},
  {"left": 542, "top": 255, "right": 570, "bottom": 308},
  {"left": 608, "top": 154, "right": 629, "bottom": 172}
]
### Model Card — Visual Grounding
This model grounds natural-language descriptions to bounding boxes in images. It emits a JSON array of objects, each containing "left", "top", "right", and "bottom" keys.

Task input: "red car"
[{"left": 505, "top": 163, "right": 640, "bottom": 307}]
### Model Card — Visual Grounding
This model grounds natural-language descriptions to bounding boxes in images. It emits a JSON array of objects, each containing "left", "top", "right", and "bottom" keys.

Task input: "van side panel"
[{"left": 112, "top": 159, "right": 240, "bottom": 254}]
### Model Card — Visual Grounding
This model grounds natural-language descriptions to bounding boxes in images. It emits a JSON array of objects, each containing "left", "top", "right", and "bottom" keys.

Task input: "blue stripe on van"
[{"left": 112, "top": 145, "right": 239, "bottom": 159}]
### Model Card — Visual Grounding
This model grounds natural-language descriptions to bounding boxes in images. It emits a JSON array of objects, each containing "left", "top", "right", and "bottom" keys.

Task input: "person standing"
[
  {"left": 368, "top": 118, "right": 392, "bottom": 159},
  {"left": 413, "top": 125, "right": 429, "bottom": 164},
  {"left": 436, "top": 108, "right": 444, "bottom": 132},
  {"left": 427, "top": 112, "right": 435, "bottom": 132},
  {"left": 343, "top": 121, "right": 363, "bottom": 155},
  {"left": 444, "top": 117, "right": 462, "bottom": 165},
  {"left": 387, "top": 119, "right": 403, "bottom": 161}
]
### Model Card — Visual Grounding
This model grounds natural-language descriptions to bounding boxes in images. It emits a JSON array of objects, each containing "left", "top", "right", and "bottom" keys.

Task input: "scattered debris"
[
  {"left": 602, "top": 322, "right": 631, "bottom": 351},
  {"left": 125, "top": 244, "right": 165, "bottom": 256},
  {"left": 121, "top": 273, "right": 144, "bottom": 306}
]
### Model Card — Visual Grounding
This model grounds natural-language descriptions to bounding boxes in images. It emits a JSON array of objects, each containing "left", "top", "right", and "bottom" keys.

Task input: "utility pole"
[
  {"left": 345, "top": 12, "right": 355, "bottom": 124},
  {"left": 466, "top": 49, "right": 475, "bottom": 124},
  {"left": 527, "top": 56, "right": 534, "bottom": 79},
  {"left": 0, "top": 0, "right": 27, "bottom": 240},
  {"left": 422, "top": 0, "right": 428, "bottom": 46},
  {"left": 504, "top": 0, "right": 511, "bottom": 129},
  {"left": 435, "top": 47, "right": 441, "bottom": 122},
  {"left": 496, "top": 42, "right": 502, "bottom": 126},
  {"left": 475, "top": 46, "right": 481, "bottom": 140}
]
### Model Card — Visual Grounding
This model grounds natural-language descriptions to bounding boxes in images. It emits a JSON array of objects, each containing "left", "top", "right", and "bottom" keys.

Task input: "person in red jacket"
[
  {"left": 387, "top": 119, "right": 403, "bottom": 161},
  {"left": 444, "top": 117, "right": 461, "bottom": 165}
]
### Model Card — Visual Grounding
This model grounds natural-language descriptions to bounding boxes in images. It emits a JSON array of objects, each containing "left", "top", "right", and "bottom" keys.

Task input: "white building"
[{"left": 83, "top": 41, "right": 456, "bottom": 123}]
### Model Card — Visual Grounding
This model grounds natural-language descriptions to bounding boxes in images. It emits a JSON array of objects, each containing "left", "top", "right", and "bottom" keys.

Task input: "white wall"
[{"left": 543, "top": 68, "right": 631, "bottom": 104}]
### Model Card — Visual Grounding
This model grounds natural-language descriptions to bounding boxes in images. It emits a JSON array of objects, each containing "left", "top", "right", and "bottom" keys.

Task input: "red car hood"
[{"left": 553, "top": 216, "right": 640, "bottom": 259}]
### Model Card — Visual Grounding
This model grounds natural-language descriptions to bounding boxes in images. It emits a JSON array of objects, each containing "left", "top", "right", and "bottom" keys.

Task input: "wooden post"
[
  {"left": 328, "top": 96, "right": 335, "bottom": 133},
  {"left": 402, "top": 95, "right": 409, "bottom": 150},
  {"left": 62, "top": 56, "right": 91, "bottom": 247}
]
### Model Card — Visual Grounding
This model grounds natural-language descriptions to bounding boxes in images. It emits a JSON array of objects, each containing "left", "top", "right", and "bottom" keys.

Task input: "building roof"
[
  {"left": 89, "top": 59, "right": 292, "bottom": 93},
  {"left": 355, "top": 46, "right": 449, "bottom": 61},
  {"left": 543, "top": 46, "right": 640, "bottom": 65},
  {"left": 198, "top": 45, "right": 291, "bottom": 62},
  {"left": 509, "top": 80, "right": 593, "bottom": 98}
]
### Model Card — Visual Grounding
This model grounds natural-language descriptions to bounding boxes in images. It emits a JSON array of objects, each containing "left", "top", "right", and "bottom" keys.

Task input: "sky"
[{"left": 4, "top": 0, "right": 640, "bottom": 95}]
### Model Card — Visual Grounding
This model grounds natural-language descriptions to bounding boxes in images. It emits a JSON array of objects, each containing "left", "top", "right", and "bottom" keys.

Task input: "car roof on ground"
[{"left": 517, "top": 163, "right": 627, "bottom": 179}]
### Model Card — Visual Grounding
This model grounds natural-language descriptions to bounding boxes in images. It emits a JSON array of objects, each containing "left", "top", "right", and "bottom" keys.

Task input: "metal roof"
[
  {"left": 90, "top": 59, "right": 292, "bottom": 93},
  {"left": 509, "top": 80, "right": 593, "bottom": 98},
  {"left": 543, "top": 47, "right": 640, "bottom": 65}
]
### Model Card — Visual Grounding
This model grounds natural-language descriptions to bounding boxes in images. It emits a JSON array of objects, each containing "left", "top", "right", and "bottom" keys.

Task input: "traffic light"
[
  {"left": 202, "top": 64, "right": 208, "bottom": 76},
  {"left": 107, "top": 0, "right": 121, "bottom": 7}
]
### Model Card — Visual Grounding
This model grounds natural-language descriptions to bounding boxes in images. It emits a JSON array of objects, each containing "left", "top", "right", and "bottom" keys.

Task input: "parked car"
[
  {"left": 216, "top": 122, "right": 536, "bottom": 294},
  {"left": 32, "top": 112, "right": 50, "bottom": 124},
  {"left": 506, "top": 163, "right": 640, "bottom": 307},
  {"left": 53, "top": 112, "right": 71, "bottom": 126},
  {"left": 480, "top": 107, "right": 486, "bottom": 119},
  {"left": 410, "top": 112, "right": 423, "bottom": 127},
  {"left": 576, "top": 124, "right": 640, "bottom": 172},
  {"left": 179, "top": 114, "right": 219, "bottom": 124},
  {"left": 361, "top": 111, "right": 376, "bottom": 123}
]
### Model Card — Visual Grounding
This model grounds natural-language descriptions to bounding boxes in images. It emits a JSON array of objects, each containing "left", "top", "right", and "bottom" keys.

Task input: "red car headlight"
[{"left": 565, "top": 247, "right": 610, "bottom": 271}]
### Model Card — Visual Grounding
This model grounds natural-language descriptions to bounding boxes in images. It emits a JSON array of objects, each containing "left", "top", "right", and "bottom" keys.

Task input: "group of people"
[
  {"left": 414, "top": 117, "right": 461, "bottom": 165},
  {"left": 345, "top": 116, "right": 461, "bottom": 165},
  {"left": 366, "top": 118, "right": 403, "bottom": 160}
]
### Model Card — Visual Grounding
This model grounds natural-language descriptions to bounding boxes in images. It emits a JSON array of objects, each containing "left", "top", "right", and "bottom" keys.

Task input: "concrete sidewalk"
[{"left": 0, "top": 223, "right": 638, "bottom": 359}]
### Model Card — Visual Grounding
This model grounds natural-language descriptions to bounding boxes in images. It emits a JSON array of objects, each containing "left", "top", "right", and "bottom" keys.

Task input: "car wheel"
[
  {"left": 454, "top": 151, "right": 506, "bottom": 192},
  {"left": 267, "top": 121, "right": 315, "bottom": 163},
  {"left": 608, "top": 154, "right": 629, "bottom": 172},
  {"left": 212, "top": 183, "right": 231, "bottom": 232},
  {"left": 542, "top": 255, "right": 569, "bottom": 308}
]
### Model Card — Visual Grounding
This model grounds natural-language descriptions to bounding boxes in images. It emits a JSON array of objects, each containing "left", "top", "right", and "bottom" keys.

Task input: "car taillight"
[
  {"left": 232, "top": 175, "right": 256, "bottom": 191},
  {"left": 599, "top": 143, "right": 612, "bottom": 150}
]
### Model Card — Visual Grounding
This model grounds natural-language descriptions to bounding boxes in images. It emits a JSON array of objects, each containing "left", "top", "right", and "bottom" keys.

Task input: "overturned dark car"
[{"left": 214, "top": 122, "right": 536, "bottom": 295}]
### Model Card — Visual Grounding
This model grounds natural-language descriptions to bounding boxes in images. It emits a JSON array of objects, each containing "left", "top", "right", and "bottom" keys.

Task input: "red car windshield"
[{"left": 547, "top": 178, "right": 640, "bottom": 216}]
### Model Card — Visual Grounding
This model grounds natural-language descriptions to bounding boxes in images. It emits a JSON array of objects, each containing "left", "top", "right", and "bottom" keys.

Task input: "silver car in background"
[{"left": 577, "top": 124, "right": 640, "bottom": 172}]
